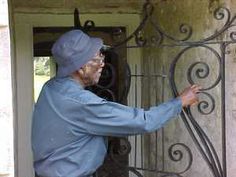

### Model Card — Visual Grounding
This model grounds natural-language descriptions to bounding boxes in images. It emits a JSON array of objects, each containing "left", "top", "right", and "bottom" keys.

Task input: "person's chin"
[
  {"left": 90, "top": 78, "right": 99, "bottom": 85},
  {"left": 94, "top": 79, "right": 100, "bottom": 85}
]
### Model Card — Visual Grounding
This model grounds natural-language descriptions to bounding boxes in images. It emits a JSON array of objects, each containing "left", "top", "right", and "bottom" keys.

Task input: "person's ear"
[
  {"left": 78, "top": 68, "right": 84, "bottom": 75},
  {"left": 79, "top": 65, "right": 90, "bottom": 76}
]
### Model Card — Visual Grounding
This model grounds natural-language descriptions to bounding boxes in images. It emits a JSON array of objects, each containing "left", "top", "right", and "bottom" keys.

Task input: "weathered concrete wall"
[
  {"left": 142, "top": 0, "right": 236, "bottom": 177},
  {"left": 0, "top": 0, "right": 14, "bottom": 176},
  {"left": 0, "top": 27, "right": 13, "bottom": 177}
]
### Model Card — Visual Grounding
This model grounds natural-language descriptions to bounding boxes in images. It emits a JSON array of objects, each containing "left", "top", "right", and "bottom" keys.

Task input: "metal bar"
[
  {"left": 141, "top": 134, "right": 143, "bottom": 169},
  {"left": 161, "top": 66, "right": 165, "bottom": 172},
  {"left": 181, "top": 110, "right": 218, "bottom": 177},
  {"left": 73, "top": 8, "right": 82, "bottom": 29},
  {"left": 154, "top": 61, "right": 158, "bottom": 171},
  {"left": 131, "top": 74, "right": 167, "bottom": 78},
  {"left": 187, "top": 110, "right": 223, "bottom": 177},
  {"left": 135, "top": 135, "right": 137, "bottom": 168},
  {"left": 134, "top": 65, "right": 138, "bottom": 168},
  {"left": 155, "top": 131, "right": 158, "bottom": 170},
  {"left": 221, "top": 43, "right": 227, "bottom": 177},
  {"left": 116, "top": 40, "right": 236, "bottom": 49}
]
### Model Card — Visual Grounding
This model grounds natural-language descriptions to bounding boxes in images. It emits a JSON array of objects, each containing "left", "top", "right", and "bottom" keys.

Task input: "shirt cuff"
[{"left": 170, "top": 97, "right": 183, "bottom": 115}]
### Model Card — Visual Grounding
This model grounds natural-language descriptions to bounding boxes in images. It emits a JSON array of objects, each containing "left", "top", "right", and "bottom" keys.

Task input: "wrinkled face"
[{"left": 80, "top": 51, "right": 105, "bottom": 86}]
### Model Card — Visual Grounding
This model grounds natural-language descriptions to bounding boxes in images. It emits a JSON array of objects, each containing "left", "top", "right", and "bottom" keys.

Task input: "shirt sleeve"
[{"left": 71, "top": 93, "right": 182, "bottom": 136}]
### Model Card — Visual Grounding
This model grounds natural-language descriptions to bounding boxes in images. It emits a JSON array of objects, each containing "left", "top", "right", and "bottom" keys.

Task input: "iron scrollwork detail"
[
  {"left": 119, "top": 0, "right": 236, "bottom": 176},
  {"left": 169, "top": 43, "right": 223, "bottom": 177},
  {"left": 197, "top": 92, "right": 216, "bottom": 115},
  {"left": 73, "top": 0, "right": 236, "bottom": 176},
  {"left": 108, "top": 138, "right": 143, "bottom": 177},
  {"left": 170, "top": 45, "right": 221, "bottom": 115},
  {"left": 108, "top": 1, "right": 233, "bottom": 176},
  {"left": 112, "top": 2, "right": 236, "bottom": 49},
  {"left": 108, "top": 139, "right": 192, "bottom": 177},
  {"left": 168, "top": 143, "right": 193, "bottom": 174},
  {"left": 167, "top": 30, "right": 226, "bottom": 177},
  {"left": 109, "top": 1, "right": 232, "bottom": 176}
]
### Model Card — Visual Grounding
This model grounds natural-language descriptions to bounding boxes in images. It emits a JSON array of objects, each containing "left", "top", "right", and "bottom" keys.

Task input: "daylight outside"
[{"left": 33, "top": 57, "right": 52, "bottom": 101}]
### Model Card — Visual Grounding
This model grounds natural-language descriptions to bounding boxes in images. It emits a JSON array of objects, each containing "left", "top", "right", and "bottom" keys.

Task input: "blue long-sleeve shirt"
[{"left": 32, "top": 77, "right": 182, "bottom": 177}]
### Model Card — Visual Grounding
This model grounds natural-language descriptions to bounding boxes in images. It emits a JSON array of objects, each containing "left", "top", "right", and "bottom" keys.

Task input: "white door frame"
[{"left": 14, "top": 12, "right": 141, "bottom": 177}]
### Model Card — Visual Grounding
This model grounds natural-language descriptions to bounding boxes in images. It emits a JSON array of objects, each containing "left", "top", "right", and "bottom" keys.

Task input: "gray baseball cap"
[{"left": 51, "top": 30, "right": 103, "bottom": 77}]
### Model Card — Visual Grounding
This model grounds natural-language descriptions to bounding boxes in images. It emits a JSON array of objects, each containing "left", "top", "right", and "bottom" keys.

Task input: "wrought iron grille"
[{"left": 73, "top": 0, "right": 236, "bottom": 176}]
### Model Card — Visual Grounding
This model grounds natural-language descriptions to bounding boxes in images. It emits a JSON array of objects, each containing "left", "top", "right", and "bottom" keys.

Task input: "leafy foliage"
[{"left": 34, "top": 57, "right": 50, "bottom": 76}]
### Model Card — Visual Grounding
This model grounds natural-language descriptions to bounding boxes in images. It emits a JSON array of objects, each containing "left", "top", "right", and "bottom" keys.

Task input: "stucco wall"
[{"left": 0, "top": 0, "right": 14, "bottom": 176}]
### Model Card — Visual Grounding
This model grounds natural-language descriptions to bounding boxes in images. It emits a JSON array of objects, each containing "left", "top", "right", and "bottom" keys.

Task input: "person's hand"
[{"left": 179, "top": 84, "right": 201, "bottom": 107}]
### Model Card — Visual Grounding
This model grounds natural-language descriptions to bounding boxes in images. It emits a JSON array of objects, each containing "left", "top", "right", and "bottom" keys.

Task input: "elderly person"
[{"left": 32, "top": 30, "right": 200, "bottom": 177}]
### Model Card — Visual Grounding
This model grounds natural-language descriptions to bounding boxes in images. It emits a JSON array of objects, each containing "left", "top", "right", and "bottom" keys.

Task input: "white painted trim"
[{"left": 14, "top": 12, "right": 141, "bottom": 177}]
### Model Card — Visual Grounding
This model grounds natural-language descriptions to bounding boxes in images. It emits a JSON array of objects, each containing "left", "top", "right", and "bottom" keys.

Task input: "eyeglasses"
[
  {"left": 100, "top": 45, "right": 111, "bottom": 55},
  {"left": 90, "top": 52, "right": 105, "bottom": 65}
]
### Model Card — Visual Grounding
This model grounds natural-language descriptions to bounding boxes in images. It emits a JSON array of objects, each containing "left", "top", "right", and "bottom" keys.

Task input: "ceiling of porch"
[{"left": 12, "top": 0, "right": 151, "bottom": 14}]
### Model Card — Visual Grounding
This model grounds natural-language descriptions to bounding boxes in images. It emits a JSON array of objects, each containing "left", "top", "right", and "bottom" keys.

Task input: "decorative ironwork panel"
[
  {"left": 104, "top": 1, "right": 236, "bottom": 177},
  {"left": 73, "top": 0, "right": 236, "bottom": 176}
]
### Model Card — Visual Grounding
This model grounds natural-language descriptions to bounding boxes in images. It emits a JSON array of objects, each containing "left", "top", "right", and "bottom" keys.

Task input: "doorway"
[{"left": 14, "top": 12, "right": 141, "bottom": 176}]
